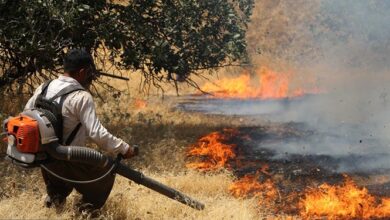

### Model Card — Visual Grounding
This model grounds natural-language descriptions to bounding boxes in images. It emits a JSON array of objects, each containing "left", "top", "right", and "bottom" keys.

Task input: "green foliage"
[{"left": 0, "top": 0, "right": 254, "bottom": 92}]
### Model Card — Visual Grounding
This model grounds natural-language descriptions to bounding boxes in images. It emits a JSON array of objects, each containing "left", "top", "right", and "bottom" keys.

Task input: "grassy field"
[
  {"left": 0, "top": 1, "right": 321, "bottom": 218},
  {"left": 0, "top": 75, "right": 289, "bottom": 219}
]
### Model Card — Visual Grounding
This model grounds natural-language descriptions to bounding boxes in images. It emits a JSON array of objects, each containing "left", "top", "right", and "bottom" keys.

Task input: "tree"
[{"left": 0, "top": 0, "right": 254, "bottom": 94}]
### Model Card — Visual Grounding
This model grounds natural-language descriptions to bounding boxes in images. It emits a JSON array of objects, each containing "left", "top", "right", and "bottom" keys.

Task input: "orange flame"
[
  {"left": 300, "top": 175, "right": 390, "bottom": 219},
  {"left": 133, "top": 98, "right": 147, "bottom": 109},
  {"left": 229, "top": 166, "right": 276, "bottom": 198},
  {"left": 186, "top": 130, "right": 390, "bottom": 218},
  {"left": 201, "top": 67, "right": 319, "bottom": 99},
  {"left": 186, "top": 129, "right": 238, "bottom": 171},
  {"left": 229, "top": 166, "right": 278, "bottom": 207}
]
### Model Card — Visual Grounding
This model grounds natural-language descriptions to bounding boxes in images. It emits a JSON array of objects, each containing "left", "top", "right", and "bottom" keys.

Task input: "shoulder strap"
[
  {"left": 39, "top": 80, "right": 54, "bottom": 97},
  {"left": 48, "top": 84, "right": 85, "bottom": 102},
  {"left": 55, "top": 84, "right": 85, "bottom": 145},
  {"left": 64, "top": 122, "right": 82, "bottom": 145},
  {"left": 45, "top": 83, "right": 85, "bottom": 145}
]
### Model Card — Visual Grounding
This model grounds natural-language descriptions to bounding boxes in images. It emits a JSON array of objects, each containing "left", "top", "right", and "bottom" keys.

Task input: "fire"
[
  {"left": 186, "top": 129, "right": 238, "bottom": 171},
  {"left": 186, "top": 129, "right": 279, "bottom": 206},
  {"left": 229, "top": 166, "right": 278, "bottom": 207},
  {"left": 201, "top": 67, "right": 319, "bottom": 99},
  {"left": 133, "top": 98, "right": 147, "bottom": 109},
  {"left": 186, "top": 129, "right": 390, "bottom": 218},
  {"left": 300, "top": 175, "right": 390, "bottom": 219}
]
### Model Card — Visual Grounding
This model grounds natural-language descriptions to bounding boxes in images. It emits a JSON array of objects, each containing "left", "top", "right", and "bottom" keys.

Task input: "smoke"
[
  {"left": 251, "top": 0, "right": 390, "bottom": 173},
  {"left": 184, "top": 0, "right": 390, "bottom": 173}
]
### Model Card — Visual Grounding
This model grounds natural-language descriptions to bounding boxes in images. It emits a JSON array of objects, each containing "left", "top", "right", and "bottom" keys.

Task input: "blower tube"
[
  {"left": 43, "top": 143, "right": 205, "bottom": 210},
  {"left": 44, "top": 143, "right": 111, "bottom": 168}
]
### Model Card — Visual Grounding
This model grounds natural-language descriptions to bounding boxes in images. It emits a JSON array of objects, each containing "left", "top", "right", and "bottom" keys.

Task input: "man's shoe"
[{"left": 44, "top": 195, "right": 66, "bottom": 208}]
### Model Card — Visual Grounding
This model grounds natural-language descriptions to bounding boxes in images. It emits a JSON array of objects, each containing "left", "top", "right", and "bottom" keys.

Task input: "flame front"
[
  {"left": 229, "top": 166, "right": 278, "bottom": 208},
  {"left": 201, "top": 67, "right": 319, "bottom": 99},
  {"left": 186, "top": 130, "right": 279, "bottom": 207},
  {"left": 186, "top": 130, "right": 390, "bottom": 218},
  {"left": 186, "top": 129, "right": 238, "bottom": 171},
  {"left": 300, "top": 175, "right": 390, "bottom": 219}
]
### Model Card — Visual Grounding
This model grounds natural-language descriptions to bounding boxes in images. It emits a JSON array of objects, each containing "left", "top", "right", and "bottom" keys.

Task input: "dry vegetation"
[
  {"left": 0, "top": 75, "right": 276, "bottom": 219},
  {"left": 0, "top": 1, "right": 322, "bottom": 218},
  {"left": 0, "top": 169, "right": 261, "bottom": 219}
]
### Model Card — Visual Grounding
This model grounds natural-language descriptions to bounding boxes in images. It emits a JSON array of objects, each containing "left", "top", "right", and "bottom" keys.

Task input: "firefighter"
[{"left": 24, "top": 48, "right": 137, "bottom": 213}]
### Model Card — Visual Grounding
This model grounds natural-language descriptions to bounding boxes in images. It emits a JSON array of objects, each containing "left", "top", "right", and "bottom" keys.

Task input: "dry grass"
[
  {"left": 0, "top": 170, "right": 261, "bottom": 220},
  {"left": 0, "top": 84, "right": 268, "bottom": 219},
  {"left": 0, "top": 1, "right": 318, "bottom": 218},
  {"left": 0, "top": 64, "right": 297, "bottom": 220}
]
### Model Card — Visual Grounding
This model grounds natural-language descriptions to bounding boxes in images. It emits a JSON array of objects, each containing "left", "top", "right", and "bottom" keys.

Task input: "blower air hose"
[
  {"left": 42, "top": 144, "right": 206, "bottom": 210},
  {"left": 41, "top": 144, "right": 115, "bottom": 184},
  {"left": 45, "top": 144, "right": 111, "bottom": 167}
]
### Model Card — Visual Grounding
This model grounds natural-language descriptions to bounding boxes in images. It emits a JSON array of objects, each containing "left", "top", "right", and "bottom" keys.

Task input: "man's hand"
[{"left": 122, "top": 145, "right": 139, "bottom": 159}]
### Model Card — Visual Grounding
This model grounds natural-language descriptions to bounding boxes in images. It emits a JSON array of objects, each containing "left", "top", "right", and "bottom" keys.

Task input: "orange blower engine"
[{"left": 3, "top": 109, "right": 58, "bottom": 167}]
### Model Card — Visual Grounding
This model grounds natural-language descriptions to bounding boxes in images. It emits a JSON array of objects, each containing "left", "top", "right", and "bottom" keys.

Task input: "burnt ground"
[
  {"left": 186, "top": 121, "right": 390, "bottom": 215},
  {"left": 177, "top": 95, "right": 390, "bottom": 215}
]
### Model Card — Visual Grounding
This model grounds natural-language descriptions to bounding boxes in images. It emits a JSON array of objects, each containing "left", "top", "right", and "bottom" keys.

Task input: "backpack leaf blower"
[{"left": 2, "top": 109, "right": 205, "bottom": 210}]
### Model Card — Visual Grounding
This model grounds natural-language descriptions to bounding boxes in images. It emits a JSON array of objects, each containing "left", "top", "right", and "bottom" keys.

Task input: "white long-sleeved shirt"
[{"left": 25, "top": 75, "right": 129, "bottom": 156}]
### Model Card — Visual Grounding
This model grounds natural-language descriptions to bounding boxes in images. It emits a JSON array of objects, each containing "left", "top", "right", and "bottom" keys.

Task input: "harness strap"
[
  {"left": 40, "top": 80, "right": 53, "bottom": 97},
  {"left": 65, "top": 122, "right": 82, "bottom": 145},
  {"left": 55, "top": 85, "right": 85, "bottom": 145},
  {"left": 37, "top": 80, "right": 86, "bottom": 145},
  {"left": 48, "top": 84, "right": 85, "bottom": 102}
]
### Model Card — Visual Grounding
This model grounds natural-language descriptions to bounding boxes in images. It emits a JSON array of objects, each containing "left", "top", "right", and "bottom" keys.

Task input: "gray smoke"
[
  {"left": 261, "top": 0, "right": 390, "bottom": 173},
  {"left": 183, "top": 0, "right": 390, "bottom": 173}
]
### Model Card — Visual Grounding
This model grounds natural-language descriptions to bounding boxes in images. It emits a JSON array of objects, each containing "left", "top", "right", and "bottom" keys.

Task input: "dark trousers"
[{"left": 41, "top": 160, "right": 116, "bottom": 209}]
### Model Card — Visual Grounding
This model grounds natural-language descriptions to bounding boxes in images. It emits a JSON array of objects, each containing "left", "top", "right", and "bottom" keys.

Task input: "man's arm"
[{"left": 76, "top": 92, "right": 133, "bottom": 157}]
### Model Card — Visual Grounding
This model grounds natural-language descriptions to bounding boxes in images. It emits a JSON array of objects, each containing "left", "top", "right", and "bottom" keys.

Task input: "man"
[{"left": 24, "top": 48, "right": 136, "bottom": 212}]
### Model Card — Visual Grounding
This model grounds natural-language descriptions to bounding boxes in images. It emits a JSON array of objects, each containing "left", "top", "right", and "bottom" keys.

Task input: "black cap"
[{"left": 63, "top": 48, "right": 96, "bottom": 73}]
